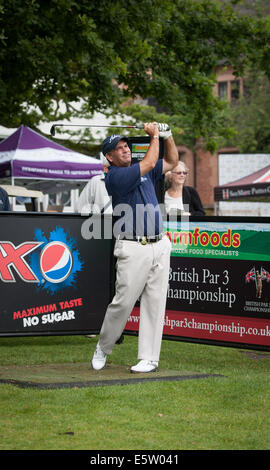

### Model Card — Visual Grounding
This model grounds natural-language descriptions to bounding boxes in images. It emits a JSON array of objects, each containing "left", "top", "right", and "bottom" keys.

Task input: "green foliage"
[
  {"left": 0, "top": 0, "right": 270, "bottom": 150},
  {"left": 225, "top": 71, "right": 270, "bottom": 153},
  {"left": 109, "top": 99, "right": 236, "bottom": 153}
]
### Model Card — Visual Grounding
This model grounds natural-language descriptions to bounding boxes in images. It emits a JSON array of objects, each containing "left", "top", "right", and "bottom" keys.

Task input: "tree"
[
  {"left": 0, "top": 0, "right": 173, "bottom": 126},
  {"left": 225, "top": 70, "right": 270, "bottom": 153},
  {"left": 0, "top": 0, "right": 270, "bottom": 151}
]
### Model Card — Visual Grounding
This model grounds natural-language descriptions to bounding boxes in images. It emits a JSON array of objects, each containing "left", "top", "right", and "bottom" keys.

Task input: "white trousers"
[{"left": 99, "top": 234, "right": 171, "bottom": 362}]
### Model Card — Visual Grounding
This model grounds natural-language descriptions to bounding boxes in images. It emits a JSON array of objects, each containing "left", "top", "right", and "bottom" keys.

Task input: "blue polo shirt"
[
  {"left": 105, "top": 160, "right": 163, "bottom": 237},
  {"left": 0, "top": 187, "right": 10, "bottom": 211}
]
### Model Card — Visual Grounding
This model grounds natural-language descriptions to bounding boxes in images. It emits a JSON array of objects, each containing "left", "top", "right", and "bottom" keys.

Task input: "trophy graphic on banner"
[{"left": 245, "top": 266, "right": 270, "bottom": 298}]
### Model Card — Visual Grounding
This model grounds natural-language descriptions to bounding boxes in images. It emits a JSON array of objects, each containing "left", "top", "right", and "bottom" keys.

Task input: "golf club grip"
[{"left": 135, "top": 124, "right": 170, "bottom": 131}]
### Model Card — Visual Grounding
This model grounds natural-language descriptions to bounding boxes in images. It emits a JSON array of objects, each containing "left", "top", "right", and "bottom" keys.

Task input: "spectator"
[
  {"left": 164, "top": 161, "right": 205, "bottom": 216},
  {"left": 0, "top": 186, "right": 11, "bottom": 211},
  {"left": 76, "top": 154, "right": 112, "bottom": 215}
]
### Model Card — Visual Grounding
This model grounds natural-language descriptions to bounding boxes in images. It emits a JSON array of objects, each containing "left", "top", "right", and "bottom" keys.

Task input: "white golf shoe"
[
  {"left": 91, "top": 342, "right": 107, "bottom": 370},
  {"left": 130, "top": 360, "right": 158, "bottom": 373}
]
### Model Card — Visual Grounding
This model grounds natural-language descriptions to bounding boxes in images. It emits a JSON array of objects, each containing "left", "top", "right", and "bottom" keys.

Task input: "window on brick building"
[
  {"left": 231, "top": 80, "right": 240, "bottom": 101},
  {"left": 218, "top": 81, "right": 228, "bottom": 99},
  {"left": 217, "top": 79, "right": 241, "bottom": 102}
]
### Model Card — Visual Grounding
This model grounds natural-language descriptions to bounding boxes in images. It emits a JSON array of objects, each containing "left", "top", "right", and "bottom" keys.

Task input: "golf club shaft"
[
  {"left": 50, "top": 123, "right": 143, "bottom": 136},
  {"left": 50, "top": 123, "right": 169, "bottom": 136}
]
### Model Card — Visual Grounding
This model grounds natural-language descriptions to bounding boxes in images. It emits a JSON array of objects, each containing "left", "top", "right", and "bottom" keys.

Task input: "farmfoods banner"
[
  {"left": 0, "top": 213, "right": 113, "bottom": 336},
  {"left": 125, "top": 217, "right": 270, "bottom": 351}
]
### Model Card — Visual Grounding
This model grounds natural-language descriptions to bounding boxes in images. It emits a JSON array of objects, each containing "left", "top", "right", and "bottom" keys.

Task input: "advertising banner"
[
  {"left": 125, "top": 217, "right": 270, "bottom": 351},
  {"left": 1, "top": 212, "right": 270, "bottom": 351},
  {"left": 0, "top": 213, "right": 112, "bottom": 336}
]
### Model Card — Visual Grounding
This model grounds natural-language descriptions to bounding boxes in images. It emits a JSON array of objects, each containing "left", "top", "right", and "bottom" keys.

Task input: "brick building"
[{"left": 177, "top": 64, "right": 243, "bottom": 214}]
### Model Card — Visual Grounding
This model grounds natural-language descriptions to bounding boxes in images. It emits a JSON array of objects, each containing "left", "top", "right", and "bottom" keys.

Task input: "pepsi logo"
[{"left": 39, "top": 241, "right": 73, "bottom": 283}]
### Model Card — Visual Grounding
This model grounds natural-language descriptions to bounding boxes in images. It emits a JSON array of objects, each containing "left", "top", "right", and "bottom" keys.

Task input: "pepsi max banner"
[
  {"left": 0, "top": 213, "right": 113, "bottom": 336},
  {"left": 125, "top": 217, "right": 270, "bottom": 351}
]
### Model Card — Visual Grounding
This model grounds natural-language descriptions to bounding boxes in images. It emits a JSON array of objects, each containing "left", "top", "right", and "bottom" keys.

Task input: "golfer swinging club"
[{"left": 92, "top": 122, "right": 178, "bottom": 373}]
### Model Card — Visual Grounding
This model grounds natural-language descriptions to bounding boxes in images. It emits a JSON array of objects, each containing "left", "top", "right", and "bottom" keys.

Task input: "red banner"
[{"left": 126, "top": 306, "right": 270, "bottom": 347}]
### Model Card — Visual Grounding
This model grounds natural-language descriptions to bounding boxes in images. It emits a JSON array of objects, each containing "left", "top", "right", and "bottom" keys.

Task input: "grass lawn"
[{"left": 0, "top": 334, "right": 269, "bottom": 450}]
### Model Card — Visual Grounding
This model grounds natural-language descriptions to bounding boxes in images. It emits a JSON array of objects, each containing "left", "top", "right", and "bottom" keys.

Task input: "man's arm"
[
  {"left": 139, "top": 122, "right": 160, "bottom": 176},
  {"left": 162, "top": 135, "right": 179, "bottom": 174}
]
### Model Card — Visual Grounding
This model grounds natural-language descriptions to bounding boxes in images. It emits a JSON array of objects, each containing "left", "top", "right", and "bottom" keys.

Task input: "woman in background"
[{"left": 164, "top": 161, "right": 205, "bottom": 216}]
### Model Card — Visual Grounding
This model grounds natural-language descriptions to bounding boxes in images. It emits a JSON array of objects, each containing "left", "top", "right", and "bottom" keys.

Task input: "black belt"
[{"left": 118, "top": 234, "right": 163, "bottom": 245}]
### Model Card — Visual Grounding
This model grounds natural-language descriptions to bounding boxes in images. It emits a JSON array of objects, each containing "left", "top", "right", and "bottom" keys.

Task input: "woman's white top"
[{"left": 164, "top": 191, "right": 184, "bottom": 214}]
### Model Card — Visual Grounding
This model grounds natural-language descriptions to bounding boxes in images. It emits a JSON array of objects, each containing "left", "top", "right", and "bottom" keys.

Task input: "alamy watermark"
[{"left": 80, "top": 199, "right": 190, "bottom": 244}]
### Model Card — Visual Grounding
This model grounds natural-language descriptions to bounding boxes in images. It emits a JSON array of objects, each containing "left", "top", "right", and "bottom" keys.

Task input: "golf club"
[{"left": 50, "top": 123, "right": 170, "bottom": 136}]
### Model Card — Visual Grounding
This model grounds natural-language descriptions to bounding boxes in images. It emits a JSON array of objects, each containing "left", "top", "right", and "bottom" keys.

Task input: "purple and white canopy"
[{"left": 0, "top": 125, "right": 103, "bottom": 181}]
